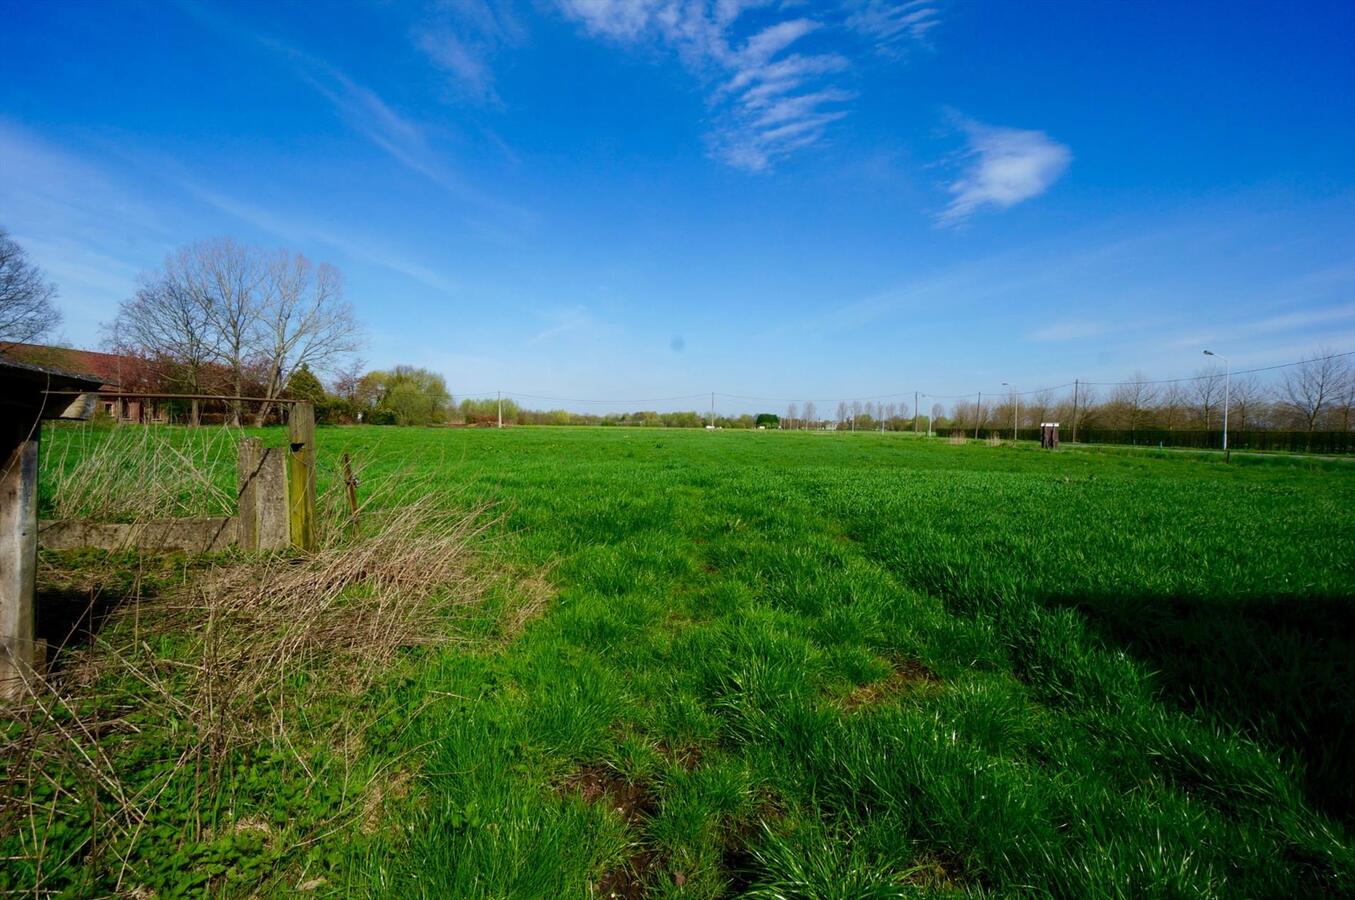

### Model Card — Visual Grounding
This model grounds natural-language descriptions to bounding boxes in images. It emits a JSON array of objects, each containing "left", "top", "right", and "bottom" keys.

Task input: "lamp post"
[
  {"left": 1203, "top": 350, "right": 1230, "bottom": 458},
  {"left": 1002, "top": 382, "right": 1018, "bottom": 441}
]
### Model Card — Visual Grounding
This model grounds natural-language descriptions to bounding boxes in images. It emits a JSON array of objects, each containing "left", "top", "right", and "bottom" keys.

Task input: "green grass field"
[{"left": 20, "top": 426, "right": 1355, "bottom": 895}]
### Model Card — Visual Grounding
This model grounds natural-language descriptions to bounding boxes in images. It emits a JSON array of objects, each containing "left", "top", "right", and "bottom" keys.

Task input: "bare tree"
[
  {"left": 1282, "top": 350, "right": 1351, "bottom": 435},
  {"left": 332, "top": 357, "right": 367, "bottom": 402},
  {"left": 0, "top": 226, "right": 61, "bottom": 347},
  {"left": 1190, "top": 366, "right": 1226, "bottom": 429},
  {"left": 114, "top": 238, "right": 361, "bottom": 426},
  {"left": 786, "top": 402, "right": 798, "bottom": 430},
  {"left": 252, "top": 253, "right": 359, "bottom": 425},
  {"left": 1158, "top": 383, "right": 1189, "bottom": 430},
  {"left": 1056, "top": 384, "right": 1098, "bottom": 436},
  {"left": 1109, "top": 372, "right": 1159, "bottom": 433},
  {"left": 1226, "top": 374, "right": 1265, "bottom": 432},
  {"left": 835, "top": 400, "right": 847, "bottom": 428},
  {"left": 802, "top": 400, "right": 816, "bottom": 430},
  {"left": 201, "top": 239, "right": 270, "bottom": 425},
  {"left": 111, "top": 274, "right": 215, "bottom": 424},
  {"left": 1027, "top": 389, "right": 1054, "bottom": 427}
]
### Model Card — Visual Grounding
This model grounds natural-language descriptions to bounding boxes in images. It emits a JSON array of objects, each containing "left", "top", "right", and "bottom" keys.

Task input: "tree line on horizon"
[{"left": 1, "top": 228, "right": 1350, "bottom": 436}]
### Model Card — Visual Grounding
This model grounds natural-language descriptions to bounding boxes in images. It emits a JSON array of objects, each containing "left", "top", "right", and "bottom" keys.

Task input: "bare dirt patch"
[
  {"left": 906, "top": 848, "right": 973, "bottom": 892},
  {"left": 656, "top": 739, "right": 704, "bottom": 772},
  {"left": 843, "top": 658, "right": 939, "bottom": 710},
  {"left": 560, "top": 764, "right": 667, "bottom": 898},
  {"left": 562, "top": 764, "right": 657, "bottom": 825}
]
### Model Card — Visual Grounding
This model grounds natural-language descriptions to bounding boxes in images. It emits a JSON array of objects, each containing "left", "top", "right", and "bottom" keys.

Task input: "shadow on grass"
[
  {"left": 35, "top": 549, "right": 162, "bottom": 670},
  {"left": 1048, "top": 590, "right": 1355, "bottom": 825}
]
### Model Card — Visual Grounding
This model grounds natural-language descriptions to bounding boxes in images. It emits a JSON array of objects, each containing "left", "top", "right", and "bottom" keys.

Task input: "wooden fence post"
[
  {"left": 1, "top": 419, "right": 40, "bottom": 701},
  {"left": 238, "top": 437, "right": 289, "bottom": 551},
  {"left": 288, "top": 402, "right": 317, "bottom": 553},
  {"left": 342, "top": 452, "right": 360, "bottom": 535}
]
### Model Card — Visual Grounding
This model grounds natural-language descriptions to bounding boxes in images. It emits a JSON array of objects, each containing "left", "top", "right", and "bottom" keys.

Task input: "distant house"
[{"left": 0, "top": 343, "right": 170, "bottom": 423}]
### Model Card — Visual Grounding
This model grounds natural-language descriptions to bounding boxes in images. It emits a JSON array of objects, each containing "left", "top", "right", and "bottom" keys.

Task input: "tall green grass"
[{"left": 31, "top": 425, "right": 1355, "bottom": 895}]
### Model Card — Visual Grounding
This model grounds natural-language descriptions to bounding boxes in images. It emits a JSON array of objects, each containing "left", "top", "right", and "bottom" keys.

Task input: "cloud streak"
[
  {"left": 557, "top": 1, "right": 939, "bottom": 172},
  {"left": 414, "top": 0, "right": 526, "bottom": 103},
  {"left": 847, "top": 0, "right": 943, "bottom": 52},
  {"left": 940, "top": 118, "right": 1071, "bottom": 224}
]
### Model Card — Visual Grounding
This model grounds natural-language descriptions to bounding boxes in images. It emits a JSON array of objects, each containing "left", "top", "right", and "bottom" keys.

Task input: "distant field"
[{"left": 28, "top": 426, "right": 1355, "bottom": 895}]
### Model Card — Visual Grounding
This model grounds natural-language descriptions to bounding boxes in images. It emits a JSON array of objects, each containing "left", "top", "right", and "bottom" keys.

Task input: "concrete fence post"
[{"left": 238, "top": 437, "right": 289, "bottom": 551}]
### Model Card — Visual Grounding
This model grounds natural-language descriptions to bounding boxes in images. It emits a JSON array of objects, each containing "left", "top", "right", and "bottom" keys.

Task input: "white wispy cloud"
[
  {"left": 940, "top": 118, "right": 1071, "bottom": 225},
  {"left": 414, "top": 0, "right": 526, "bottom": 103},
  {"left": 847, "top": 0, "right": 942, "bottom": 52},
  {"left": 557, "top": 1, "right": 938, "bottom": 172},
  {"left": 178, "top": 2, "right": 529, "bottom": 226},
  {"left": 179, "top": 181, "right": 461, "bottom": 296},
  {"left": 0, "top": 122, "right": 176, "bottom": 339},
  {"left": 1168, "top": 303, "right": 1355, "bottom": 349},
  {"left": 525, "top": 305, "right": 604, "bottom": 345}
]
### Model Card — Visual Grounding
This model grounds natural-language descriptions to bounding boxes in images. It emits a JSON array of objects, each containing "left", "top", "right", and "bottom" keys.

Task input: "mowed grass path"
[{"left": 300, "top": 427, "right": 1351, "bottom": 897}]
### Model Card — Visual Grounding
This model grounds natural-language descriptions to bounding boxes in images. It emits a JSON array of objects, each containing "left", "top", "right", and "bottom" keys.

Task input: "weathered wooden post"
[
  {"left": 238, "top": 437, "right": 289, "bottom": 551},
  {"left": 1, "top": 359, "right": 103, "bottom": 701},
  {"left": 342, "top": 452, "right": 360, "bottom": 535},
  {"left": 0, "top": 417, "right": 40, "bottom": 700},
  {"left": 288, "top": 401, "right": 317, "bottom": 553}
]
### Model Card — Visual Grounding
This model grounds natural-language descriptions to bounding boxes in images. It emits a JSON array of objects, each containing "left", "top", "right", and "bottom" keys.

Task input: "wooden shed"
[{"left": 1, "top": 356, "right": 105, "bottom": 700}]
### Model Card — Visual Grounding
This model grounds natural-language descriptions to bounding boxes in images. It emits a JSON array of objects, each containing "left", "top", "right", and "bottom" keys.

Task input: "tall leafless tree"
[
  {"left": 1027, "top": 389, "right": 1054, "bottom": 427},
  {"left": 1226, "top": 374, "right": 1265, "bottom": 432},
  {"left": 785, "top": 402, "right": 798, "bottom": 430},
  {"left": 332, "top": 357, "right": 367, "bottom": 402},
  {"left": 802, "top": 400, "right": 816, "bottom": 430},
  {"left": 1158, "top": 383, "right": 1189, "bottom": 430},
  {"left": 1109, "top": 372, "right": 1159, "bottom": 433},
  {"left": 0, "top": 226, "right": 61, "bottom": 347},
  {"left": 1282, "top": 350, "right": 1350, "bottom": 435},
  {"left": 1190, "top": 366, "right": 1226, "bottom": 429},
  {"left": 252, "top": 252, "right": 357, "bottom": 425},
  {"left": 113, "top": 238, "right": 360, "bottom": 425},
  {"left": 112, "top": 277, "right": 214, "bottom": 424}
]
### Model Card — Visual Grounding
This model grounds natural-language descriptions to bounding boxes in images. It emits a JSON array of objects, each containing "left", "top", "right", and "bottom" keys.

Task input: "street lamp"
[
  {"left": 1203, "top": 350, "right": 1230, "bottom": 457},
  {"left": 1002, "top": 382, "right": 1018, "bottom": 441}
]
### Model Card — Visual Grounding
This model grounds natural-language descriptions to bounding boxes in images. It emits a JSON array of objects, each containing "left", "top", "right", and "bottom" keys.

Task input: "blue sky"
[{"left": 2, "top": 0, "right": 1353, "bottom": 413}]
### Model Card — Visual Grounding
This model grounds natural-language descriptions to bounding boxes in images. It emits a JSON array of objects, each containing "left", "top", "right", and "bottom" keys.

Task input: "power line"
[
  {"left": 448, "top": 349, "right": 1352, "bottom": 410},
  {"left": 1081, "top": 349, "right": 1355, "bottom": 386}
]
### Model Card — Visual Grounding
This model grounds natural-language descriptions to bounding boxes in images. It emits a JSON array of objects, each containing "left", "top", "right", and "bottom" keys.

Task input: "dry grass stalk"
[{"left": 43, "top": 423, "right": 238, "bottom": 522}]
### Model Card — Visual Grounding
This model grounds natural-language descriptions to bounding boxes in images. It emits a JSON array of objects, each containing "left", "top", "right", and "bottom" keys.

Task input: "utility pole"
[
  {"left": 975, "top": 391, "right": 982, "bottom": 440},
  {"left": 1071, "top": 380, "right": 1079, "bottom": 443},
  {"left": 1204, "top": 350, "right": 1230, "bottom": 461},
  {"left": 1003, "top": 382, "right": 1018, "bottom": 441},
  {"left": 497, "top": 390, "right": 502, "bottom": 429}
]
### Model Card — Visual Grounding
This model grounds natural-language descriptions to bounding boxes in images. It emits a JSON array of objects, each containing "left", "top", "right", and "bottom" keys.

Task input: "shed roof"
[{"left": 0, "top": 355, "right": 108, "bottom": 420}]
